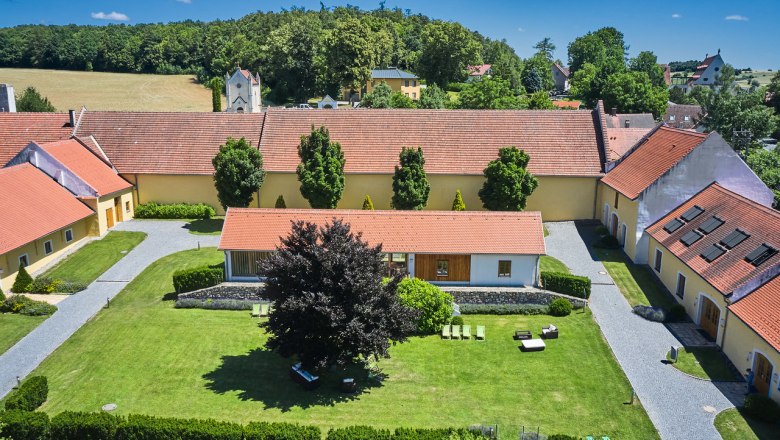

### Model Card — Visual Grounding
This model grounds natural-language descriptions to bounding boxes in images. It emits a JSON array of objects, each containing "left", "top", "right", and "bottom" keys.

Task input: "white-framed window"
[
  {"left": 684, "top": 115, "right": 690, "bottom": 121},
  {"left": 64, "top": 228, "right": 74, "bottom": 243},
  {"left": 44, "top": 240, "right": 53, "bottom": 255},
  {"left": 654, "top": 248, "right": 663, "bottom": 273},
  {"left": 125, "top": 201, "right": 131, "bottom": 213},
  {"left": 18, "top": 254, "right": 29, "bottom": 267},
  {"left": 436, "top": 260, "right": 449, "bottom": 277},
  {"left": 669, "top": 115, "right": 676, "bottom": 121},
  {"left": 675, "top": 273, "right": 686, "bottom": 299},
  {"left": 498, "top": 260, "right": 512, "bottom": 277}
]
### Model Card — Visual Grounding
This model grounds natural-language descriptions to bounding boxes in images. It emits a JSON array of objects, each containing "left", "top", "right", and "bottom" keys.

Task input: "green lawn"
[
  {"left": 715, "top": 408, "right": 780, "bottom": 440},
  {"left": 41, "top": 231, "right": 146, "bottom": 284},
  {"left": 593, "top": 247, "right": 676, "bottom": 309},
  {"left": 540, "top": 256, "right": 570, "bottom": 274},
  {"left": 0, "top": 314, "right": 47, "bottom": 354},
  {"left": 31, "top": 248, "right": 658, "bottom": 439},
  {"left": 666, "top": 348, "right": 739, "bottom": 381},
  {"left": 184, "top": 218, "right": 224, "bottom": 235}
]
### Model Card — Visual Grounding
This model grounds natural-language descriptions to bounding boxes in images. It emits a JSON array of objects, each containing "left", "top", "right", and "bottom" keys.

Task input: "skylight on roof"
[
  {"left": 663, "top": 218, "right": 685, "bottom": 233},
  {"left": 680, "top": 230, "right": 703, "bottom": 247},
  {"left": 681, "top": 205, "right": 705, "bottom": 222},
  {"left": 745, "top": 244, "right": 778, "bottom": 267},
  {"left": 698, "top": 216, "right": 724, "bottom": 234},
  {"left": 701, "top": 244, "right": 726, "bottom": 263},
  {"left": 720, "top": 229, "right": 750, "bottom": 250}
]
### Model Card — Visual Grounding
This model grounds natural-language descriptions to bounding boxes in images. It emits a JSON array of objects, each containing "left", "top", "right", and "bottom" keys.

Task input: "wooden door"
[
  {"left": 114, "top": 197, "right": 123, "bottom": 222},
  {"left": 106, "top": 207, "right": 115, "bottom": 229},
  {"left": 611, "top": 213, "right": 619, "bottom": 236},
  {"left": 755, "top": 352, "right": 773, "bottom": 397},
  {"left": 415, "top": 254, "right": 470, "bottom": 282},
  {"left": 700, "top": 296, "right": 720, "bottom": 340}
]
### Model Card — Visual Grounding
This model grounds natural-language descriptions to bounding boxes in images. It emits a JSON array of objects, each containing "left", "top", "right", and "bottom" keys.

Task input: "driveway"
[
  {"left": 0, "top": 220, "right": 220, "bottom": 399},
  {"left": 545, "top": 222, "right": 736, "bottom": 440}
]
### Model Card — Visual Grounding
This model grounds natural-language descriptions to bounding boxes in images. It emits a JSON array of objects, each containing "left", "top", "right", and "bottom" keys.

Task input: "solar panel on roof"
[
  {"left": 720, "top": 229, "right": 750, "bottom": 249},
  {"left": 680, "top": 230, "right": 703, "bottom": 247},
  {"left": 681, "top": 205, "right": 705, "bottom": 222},
  {"left": 663, "top": 218, "right": 685, "bottom": 233},
  {"left": 698, "top": 216, "right": 724, "bottom": 234},
  {"left": 701, "top": 244, "right": 726, "bottom": 263},
  {"left": 745, "top": 244, "right": 778, "bottom": 267}
]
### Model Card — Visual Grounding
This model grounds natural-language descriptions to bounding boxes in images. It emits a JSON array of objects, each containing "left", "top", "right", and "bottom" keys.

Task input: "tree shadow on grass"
[
  {"left": 202, "top": 347, "right": 384, "bottom": 411},
  {"left": 183, "top": 219, "right": 224, "bottom": 235}
]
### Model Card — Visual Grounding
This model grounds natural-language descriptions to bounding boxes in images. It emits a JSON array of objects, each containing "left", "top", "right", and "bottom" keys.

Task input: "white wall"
[{"left": 469, "top": 254, "right": 539, "bottom": 287}]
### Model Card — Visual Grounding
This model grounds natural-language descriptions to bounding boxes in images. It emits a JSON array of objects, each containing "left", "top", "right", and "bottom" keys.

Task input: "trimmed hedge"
[
  {"left": 0, "top": 295, "right": 57, "bottom": 316},
  {"left": 172, "top": 265, "right": 224, "bottom": 294},
  {"left": 458, "top": 304, "right": 549, "bottom": 315},
  {"left": 540, "top": 272, "right": 591, "bottom": 299},
  {"left": 116, "top": 414, "right": 243, "bottom": 440},
  {"left": 175, "top": 298, "right": 254, "bottom": 310},
  {"left": 134, "top": 201, "right": 216, "bottom": 220},
  {"left": 743, "top": 394, "right": 780, "bottom": 423},
  {"left": 327, "top": 426, "right": 393, "bottom": 440},
  {"left": 394, "top": 428, "right": 486, "bottom": 439},
  {"left": 4, "top": 376, "right": 48, "bottom": 412},
  {"left": 245, "top": 421, "right": 321, "bottom": 440},
  {"left": 51, "top": 411, "right": 120, "bottom": 440},
  {"left": 0, "top": 410, "right": 50, "bottom": 440}
]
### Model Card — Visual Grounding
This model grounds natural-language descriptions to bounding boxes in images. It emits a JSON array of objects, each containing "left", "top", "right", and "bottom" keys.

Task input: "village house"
[
  {"left": 342, "top": 67, "right": 421, "bottom": 102},
  {"left": 671, "top": 51, "right": 726, "bottom": 94},
  {"left": 663, "top": 103, "right": 703, "bottom": 130},
  {"left": 551, "top": 64, "right": 570, "bottom": 93},
  {"left": 601, "top": 108, "right": 656, "bottom": 161},
  {"left": 467, "top": 64, "right": 492, "bottom": 81},
  {"left": 219, "top": 208, "right": 546, "bottom": 287}
]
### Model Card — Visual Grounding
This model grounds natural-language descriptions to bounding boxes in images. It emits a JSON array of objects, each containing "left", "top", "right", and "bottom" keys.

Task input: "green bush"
[
  {"left": 0, "top": 287, "right": 5, "bottom": 302},
  {"left": 540, "top": 272, "right": 591, "bottom": 299},
  {"left": 665, "top": 304, "right": 688, "bottom": 323},
  {"left": 447, "top": 82, "right": 468, "bottom": 92},
  {"left": 12, "top": 263, "right": 33, "bottom": 293},
  {"left": 172, "top": 265, "right": 224, "bottom": 293},
  {"left": 4, "top": 376, "right": 48, "bottom": 412},
  {"left": 174, "top": 298, "right": 254, "bottom": 310},
  {"left": 244, "top": 421, "right": 321, "bottom": 440},
  {"left": 450, "top": 315, "right": 464, "bottom": 326},
  {"left": 116, "top": 414, "right": 243, "bottom": 440},
  {"left": 327, "top": 426, "right": 393, "bottom": 440},
  {"left": 0, "top": 410, "right": 50, "bottom": 440},
  {"left": 397, "top": 278, "right": 454, "bottom": 334},
  {"left": 743, "top": 394, "right": 780, "bottom": 423},
  {"left": 548, "top": 298, "right": 573, "bottom": 317},
  {"left": 27, "top": 277, "right": 88, "bottom": 294},
  {"left": 1, "top": 295, "right": 57, "bottom": 316},
  {"left": 50, "top": 411, "right": 121, "bottom": 440},
  {"left": 394, "top": 428, "right": 483, "bottom": 439},
  {"left": 458, "top": 304, "right": 549, "bottom": 315},
  {"left": 134, "top": 201, "right": 216, "bottom": 219}
]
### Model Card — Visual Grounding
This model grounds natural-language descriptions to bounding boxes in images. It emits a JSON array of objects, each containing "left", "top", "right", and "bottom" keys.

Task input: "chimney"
[
  {"left": 624, "top": 119, "right": 630, "bottom": 128},
  {"left": 610, "top": 107, "right": 617, "bottom": 116},
  {"left": 68, "top": 109, "right": 76, "bottom": 127}
]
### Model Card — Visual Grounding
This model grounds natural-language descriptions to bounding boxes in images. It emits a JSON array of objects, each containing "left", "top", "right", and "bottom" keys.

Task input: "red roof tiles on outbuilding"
[
  {"left": 37, "top": 139, "right": 132, "bottom": 197},
  {"left": 0, "top": 113, "right": 73, "bottom": 165},
  {"left": 730, "top": 276, "right": 780, "bottom": 352}
]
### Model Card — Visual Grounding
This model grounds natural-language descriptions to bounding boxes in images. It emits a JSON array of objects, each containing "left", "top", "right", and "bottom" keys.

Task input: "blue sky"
[{"left": 1, "top": 0, "right": 778, "bottom": 69}]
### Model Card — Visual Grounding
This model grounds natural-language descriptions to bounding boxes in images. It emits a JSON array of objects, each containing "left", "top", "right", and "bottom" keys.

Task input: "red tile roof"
[
  {"left": 0, "top": 164, "right": 94, "bottom": 255},
  {"left": 37, "top": 139, "right": 132, "bottom": 197},
  {"left": 468, "top": 64, "right": 492, "bottom": 76},
  {"left": 260, "top": 109, "right": 604, "bottom": 176},
  {"left": 730, "top": 276, "right": 780, "bottom": 352},
  {"left": 240, "top": 69, "right": 259, "bottom": 85},
  {"left": 551, "top": 100, "right": 581, "bottom": 109},
  {"left": 219, "top": 208, "right": 546, "bottom": 255},
  {"left": 0, "top": 113, "right": 72, "bottom": 165},
  {"left": 74, "top": 112, "right": 264, "bottom": 175},
  {"left": 646, "top": 183, "right": 780, "bottom": 295},
  {"left": 601, "top": 126, "right": 707, "bottom": 199},
  {"left": 606, "top": 127, "right": 653, "bottom": 161}
]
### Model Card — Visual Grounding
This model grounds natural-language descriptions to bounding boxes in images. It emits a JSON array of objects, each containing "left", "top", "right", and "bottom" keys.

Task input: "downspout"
[
  {"left": 134, "top": 174, "right": 141, "bottom": 205},
  {"left": 721, "top": 295, "right": 732, "bottom": 350}
]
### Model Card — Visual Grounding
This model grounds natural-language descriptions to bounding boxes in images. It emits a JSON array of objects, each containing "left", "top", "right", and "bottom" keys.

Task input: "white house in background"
[
  {"left": 317, "top": 95, "right": 338, "bottom": 109},
  {"left": 672, "top": 51, "right": 726, "bottom": 93},
  {"left": 219, "top": 208, "right": 546, "bottom": 287},
  {"left": 0, "top": 84, "right": 15, "bottom": 112},
  {"left": 467, "top": 64, "right": 493, "bottom": 81},
  {"left": 225, "top": 67, "right": 263, "bottom": 113},
  {"left": 552, "top": 64, "right": 570, "bottom": 92}
]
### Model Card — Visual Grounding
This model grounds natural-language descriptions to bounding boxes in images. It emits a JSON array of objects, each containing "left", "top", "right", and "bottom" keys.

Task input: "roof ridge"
[
  {"left": 229, "top": 207, "right": 542, "bottom": 217},
  {"left": 710, "top": 183, "right": 780, "bottom": 218}
]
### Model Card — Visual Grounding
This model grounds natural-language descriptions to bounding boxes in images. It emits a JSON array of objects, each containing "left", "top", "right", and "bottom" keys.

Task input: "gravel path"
[
  {"left": 545, "top": 222, "right": 735, "bottom": 440},
  {"left": 0, "top": 220, "right": 220, "bottom": 399}
]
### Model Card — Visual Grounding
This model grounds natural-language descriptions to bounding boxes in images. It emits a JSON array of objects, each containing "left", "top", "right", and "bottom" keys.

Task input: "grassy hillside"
[
  {"left": 736, "top": 70, "right": 775, "bottom": 88},
  {"left": 0, "top": 68, "right": 215, "bottom": 112}
]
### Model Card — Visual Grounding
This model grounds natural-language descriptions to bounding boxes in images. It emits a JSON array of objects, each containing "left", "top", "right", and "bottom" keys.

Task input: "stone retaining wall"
[
  {"left": 443, "top": 287, "right": 587, "bottom": 308},
  {"left": 178, "top": 282, "right": 266, "bottom": 301}
]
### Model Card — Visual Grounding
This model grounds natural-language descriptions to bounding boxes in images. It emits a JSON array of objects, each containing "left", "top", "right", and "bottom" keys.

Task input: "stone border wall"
[
  {"left": 443, "top": 287, "right": 587, "bottom": 308},
  {"left": 178, "top": 282, "right": 266, "bottom": 302}
]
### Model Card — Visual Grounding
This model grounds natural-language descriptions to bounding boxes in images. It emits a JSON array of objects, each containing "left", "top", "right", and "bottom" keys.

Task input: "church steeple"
[{"left": 224, "top": 65, "right": 263, "bottom": 113}]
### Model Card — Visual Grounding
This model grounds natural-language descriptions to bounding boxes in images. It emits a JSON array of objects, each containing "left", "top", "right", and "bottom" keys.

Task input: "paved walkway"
[
  {"left": 545, "top": 222, "right": 737, "bottom": 440},
  {"left": 0, "top": 220, "right": 220, "bottom": 399}
]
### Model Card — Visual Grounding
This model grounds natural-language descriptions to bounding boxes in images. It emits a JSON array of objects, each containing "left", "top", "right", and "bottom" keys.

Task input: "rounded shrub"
[
  {"left": 633, "top": 305, "right": 666, "bottom": 322},
  {"left": 12, "top": 263, "right": 33, "bottom": 293},
  {"left": 172, "top": 265, "right": 224, "bottom": 293},
  {"left": 451, "top": 315, "right": 464, "bottom": 326},
  {"left": 396, "top": 278, "right": 454, "bottom": 334},
  {"left": 548, "top": 298, "right": 573, "bottom": 317},
  {"left": 744, "top": 394, "right": 780, "bottom": 423}
]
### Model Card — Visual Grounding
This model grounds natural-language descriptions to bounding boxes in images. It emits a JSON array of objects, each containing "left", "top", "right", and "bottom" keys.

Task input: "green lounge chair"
[
  {"left": 451, "top": 325, "right": 461, "bottom": 340},
  {"left": 260, "top": 303, "right": 270, "bottom": 316},
  {"left": 462, "top": 325, "right": 471, "bottom": 339},
  {"left": 441, "top": 325, "right": 451, "bottom": 339},
  {"left": 251, "top": 304, "right": 261, "bottom": 317},
  {"left": 476, "top": 325, "right": 485, "bottom": 340}
]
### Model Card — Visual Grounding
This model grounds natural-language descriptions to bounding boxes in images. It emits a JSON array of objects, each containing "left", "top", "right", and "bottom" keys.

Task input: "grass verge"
[
  {"left": 41, "top": 231, "right": 146, "bottom": 284},
  {"left": 540, "top": 256, "right": 570, "bottom": 274},
  {"left": 593, "top": 247, "right": 676, "bottom": 308},
  {"left": 715, "top": 408, "right": 780, "bottom": 440},
  {"left": 666, "top": 348, "right": 738, "bottom": 381},
  {"left": 0, "top": 314, "right": 47, "bottom": 354}
]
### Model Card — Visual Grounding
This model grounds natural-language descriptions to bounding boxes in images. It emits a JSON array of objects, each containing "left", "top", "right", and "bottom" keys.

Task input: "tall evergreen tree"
[
  {"left": 210, "top": 78, "right": 222, "bottom": 112},
  {"left": 392, "top": 147, "right": 430, "bottom": 210},
  {"left": 297, "top": 126, "right": 345, "bottom": 209},
  {"left": 451, "top": 190, "right": 466, "bottom": 211},
  {"left": 274, "top": 195, "right": 286, "bottom": 208},
  {"left": 212, "top": 137, "right": 265, "bottom": 210},
  {"left": 362, "top": 195, "right": 375, "bottom": 210},
  {"left": 12, "top": 262, "right": 33, "bottom": 293},
  {"left": 479, "top": 147, "right": 539, "bottom": 211}
]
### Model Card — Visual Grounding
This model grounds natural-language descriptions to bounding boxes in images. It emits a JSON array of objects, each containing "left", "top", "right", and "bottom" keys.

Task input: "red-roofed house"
[
  {"left": 219, "top": 208, "right": 545, "bottom": 287},
  {"left": 598, "top": 126, "right": 772, "bottom": 263},
  {"left": 0, "top": 112, "right": 74, "bottom": 165},
  {"left": 0, "top": 164, "right": 96, "bottom": 292},
  {"left": 467, "top": 64, "right": 493, "bottom": 81},
  {"left": 9, "top": 139, "right": 135, "bottom": 235}
]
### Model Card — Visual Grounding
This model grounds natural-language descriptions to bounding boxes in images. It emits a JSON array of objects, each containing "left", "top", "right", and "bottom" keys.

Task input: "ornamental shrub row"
[
  {"left": 174, "top": 298, "right": 254, "bottom": 310},
  {"left": 328, "top": 426, "right": 491, "bottom": 440},
  {"left": 0, "top": 410, "right": 50, "bottom": 440},
  {"left": 28, "top": 277, "right": 88, "bottom": 294},
  {"left": 0, "top": 295, "right": 57, "bottom": 316},
  {"left": 540, "top": 272, "right": 591, "bottom": 299},
  {"left": 458, "top": 304, "right": 549, "bottom": 315},
  {"left": 172, "top": 265, "right": 224, "bottom": 293},
  {"left": 134, "top": 201, "right": 216, "bottom": 219},
  {"left": 4, "top": 376, "right": 48, "bottom": 412}
]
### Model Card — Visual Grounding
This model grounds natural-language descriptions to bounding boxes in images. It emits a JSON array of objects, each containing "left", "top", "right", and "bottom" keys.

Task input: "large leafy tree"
[
  {"left": 527, "top": 90, "right": 555, "bottom": 110},
  {"left": 416, "top": 21, "right": 482, "bottom": 88},
  {"left": 629, "top": 51, "right": 666, "bottom": 88},
  {"left": 695, "top": 86, "right": 779, "bottom": 146},
  {"left": 392, "top": 147, "right": 430, "bottom": 210},
  {"left": 297, "top": 126, "right": 346, "bottom": 209},
  {"left": 259, "top": 219, "right": 417, "bottom": 370},
  {"left": 567, "top": 27, "right": 627, "bottom": 77},
  {"left": 746, "top": 148, "right": 780, "bottom": 207},
  {"left": 479, "top": 147, "right": 539, "bottom": 211},
  {"left": 361, "top": 80, "right": 393, "bottom": 108},
  {"left": 482, "top": 39, "right": 524, "bottom": 93},
  {"left": 765, "top": 70, "right": 780, "bottom": 114},
  {"left": 601, "top": 71, "right": 669, "bottom": 118},
  {"left": 397, "top": 278, "right": 454, "bottom": 334},
  {"left": 324, "top": 17, "right": 379, "bottom": 91},
  {"left": 521, "top": 54, "right": 554, "bottom": 93},
  {"left": 458, "top": 77, "right": 526, "bottom": 110},
  {"left": 212, "top": 137, "right": 265, "bottom": 210},
  {"left": 264, "top": 19, "right": 320, "bottom": 102},
  {"left": 15, "top": 86, "right": 55, "bottom": 112},
  {"left": 418, "top": 83, "right": 447, "bottom": 109}
]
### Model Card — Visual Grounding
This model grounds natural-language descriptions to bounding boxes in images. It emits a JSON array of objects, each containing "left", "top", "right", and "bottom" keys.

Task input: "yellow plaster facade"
[
  {"left": 126, "top": 174, "right": 229, "bottom": 215},
  {"left": 80, "top": 191, "right": 135, "bottom": 236},
  {"left": 342, "top": 77, "right": 422, "bottom": 100},
  {"left": 597, "top": 183, "right": 640, "bottom": 260},
  {"left": 0, "top": 218, "right": 92, "bottom": 292},
  {"left": 722, "top": 315, "right": 780, "bottom": 402}
]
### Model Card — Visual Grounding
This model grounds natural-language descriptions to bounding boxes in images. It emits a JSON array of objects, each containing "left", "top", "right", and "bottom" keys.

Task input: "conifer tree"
[
  {"left": 297, "top": 126, "right": 345, "bottom": 209},
  {"left": 362, "top": 195, "right": 374, "bottom": 210},
  {"left": 451, "top": 190, "right": 466, "bottom": 211},
  {"left": 479, "top": 147, "right": 539, "bottom": 211},
  {"left": 275, "top": 195, "right": 286, "bottom": 208},
  {"left": 211, "top": 78, "right": 222, "bottom": 112},
  {"left": 12, "top": 262, "right": 33, "bottom": 293},
  {"left": 391, "top": 147, "right": 430, "bottom": 210},
  {"left": 212, "top": 137, "right": 265, "bottom": 210}
]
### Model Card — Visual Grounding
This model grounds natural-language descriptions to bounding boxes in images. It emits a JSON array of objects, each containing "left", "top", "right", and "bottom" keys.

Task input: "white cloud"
[
  {"left": 517, "top": 27, "right": 524, "bottom": 32},
  {"left": 176, "top": 0, "right": 192, "bottom": 4},
  {"left": 671, "top": 13, "right": 682, "bottom": 19},
  {"left": 91, "top": 11, "right": 129, "bottom": 21},
  {"left": 725, "top": 15, "right": 749, "bottom": 21}
]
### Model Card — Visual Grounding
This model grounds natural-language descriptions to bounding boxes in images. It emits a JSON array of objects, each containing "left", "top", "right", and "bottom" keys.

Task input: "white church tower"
[{"left": 225, "top": 66, "right": 262, "bottom": 113}]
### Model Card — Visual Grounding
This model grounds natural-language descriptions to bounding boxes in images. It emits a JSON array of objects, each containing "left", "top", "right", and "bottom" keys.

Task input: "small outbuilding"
[{"left": 317, "top": 95, "right": 338, "bottom": 109}]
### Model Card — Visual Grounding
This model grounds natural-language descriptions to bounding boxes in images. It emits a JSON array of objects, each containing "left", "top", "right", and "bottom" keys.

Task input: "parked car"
[{"left": 291, "top": 103, "right": 313, "bottom": 109}]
